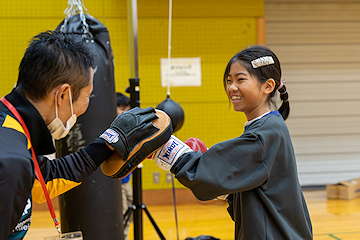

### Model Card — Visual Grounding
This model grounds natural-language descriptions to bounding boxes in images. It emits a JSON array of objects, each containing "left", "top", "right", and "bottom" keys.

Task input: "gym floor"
[{"left": 24, "top": 189, "right": 360, "bottom": 240}]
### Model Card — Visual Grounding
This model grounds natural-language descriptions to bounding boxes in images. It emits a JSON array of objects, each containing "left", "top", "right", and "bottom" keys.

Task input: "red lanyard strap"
[{"left": 1, "top": 97, "right": 61, "bottom": 235}]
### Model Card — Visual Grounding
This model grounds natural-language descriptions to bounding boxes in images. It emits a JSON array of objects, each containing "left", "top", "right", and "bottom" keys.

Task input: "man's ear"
[
  {"left": 264, "top": 78, "right": 276, "bottom": 95},
  {"left": 56, "top": 84, "right": 71, "bottom": 107}
]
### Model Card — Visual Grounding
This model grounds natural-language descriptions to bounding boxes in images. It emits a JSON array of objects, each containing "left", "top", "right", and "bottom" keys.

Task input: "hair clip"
[
  {"left": 277, "top": 78, "right": 286, "bottom": 91},
  {"left": 251, "top": 56, "right": 274, "bottom": 69}
]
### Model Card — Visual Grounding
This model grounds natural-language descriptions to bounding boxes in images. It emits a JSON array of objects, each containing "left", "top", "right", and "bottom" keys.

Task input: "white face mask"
[{"left": 47, "top": 88, "right": 77, "bottom": 140}]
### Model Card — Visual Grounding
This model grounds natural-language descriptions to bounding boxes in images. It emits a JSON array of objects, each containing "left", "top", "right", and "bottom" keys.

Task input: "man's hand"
[
  {"left": 100, "top": 108, "right": 172, "bottom": 178},
  {"left": 100, "top": 107, "right": 159, "bottom": 160}
]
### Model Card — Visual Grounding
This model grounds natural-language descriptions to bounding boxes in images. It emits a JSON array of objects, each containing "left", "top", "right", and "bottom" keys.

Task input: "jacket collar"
[
  {"left": 5, "top": 88, "right": 56, "bottom": 155},
  {"left": 244, "top": 111, "right": 281, "bottom": 131}
]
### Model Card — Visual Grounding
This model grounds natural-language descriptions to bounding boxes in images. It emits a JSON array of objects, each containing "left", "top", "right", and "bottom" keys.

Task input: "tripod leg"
[
  {"left": 142, "top": 204, "right": 166, "bottom": 240},
  {"left": 124, "top": 204, "right": 135, "bottom": 227}
]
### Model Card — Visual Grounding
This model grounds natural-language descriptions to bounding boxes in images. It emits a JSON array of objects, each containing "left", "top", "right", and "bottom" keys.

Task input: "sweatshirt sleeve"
[{"left": 171, "top": 132, "right": 270, "bottom": 201}]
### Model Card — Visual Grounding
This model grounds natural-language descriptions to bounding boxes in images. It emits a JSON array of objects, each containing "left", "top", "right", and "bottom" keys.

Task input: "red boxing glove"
[{"left": 185, "top": 138, "right": 208, "bottom": 153}]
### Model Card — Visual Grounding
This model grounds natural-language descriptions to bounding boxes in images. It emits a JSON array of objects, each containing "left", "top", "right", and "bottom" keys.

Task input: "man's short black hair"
[{"left": 16, "top": 30, "right": 94, "bottom": 101}]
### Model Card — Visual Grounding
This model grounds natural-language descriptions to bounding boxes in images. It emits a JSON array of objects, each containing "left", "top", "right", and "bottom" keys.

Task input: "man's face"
[{"left": 73, "top": 67, "right": 94, "bottom": 117}]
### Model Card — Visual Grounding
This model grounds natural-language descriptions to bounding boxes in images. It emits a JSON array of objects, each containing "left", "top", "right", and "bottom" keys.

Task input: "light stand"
[{"left": 125, "top": 1, "right": 165, "bottom": 239}]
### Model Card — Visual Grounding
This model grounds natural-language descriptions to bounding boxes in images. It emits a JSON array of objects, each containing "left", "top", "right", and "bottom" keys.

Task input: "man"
[{"left": 0, "top": 30, "right": 160, "bottom": 239}]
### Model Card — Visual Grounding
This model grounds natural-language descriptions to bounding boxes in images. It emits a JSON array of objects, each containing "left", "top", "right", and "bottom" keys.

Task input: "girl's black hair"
[{"left": 223, "top": 45, "right": 290, "bottom": 120}]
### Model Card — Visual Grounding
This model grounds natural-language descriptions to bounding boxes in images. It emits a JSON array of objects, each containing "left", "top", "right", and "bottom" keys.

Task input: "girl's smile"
[{"left": 231, "top": 95, "right": 242, "bottom": 103}]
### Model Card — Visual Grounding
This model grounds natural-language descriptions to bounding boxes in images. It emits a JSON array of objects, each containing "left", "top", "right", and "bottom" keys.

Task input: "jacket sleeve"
[
  {"left": 32, "top": 149, "right": 94, "bottom": 203},
  {"left": 32, "top": 139, "right": 112, "bottom": 204},
  {"left": 170, "top": 132, "right": 270, "bottom": 201}
]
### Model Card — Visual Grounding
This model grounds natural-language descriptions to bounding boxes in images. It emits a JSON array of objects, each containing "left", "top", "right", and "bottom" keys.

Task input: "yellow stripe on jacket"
[
  {"left": 32, "top": 178, "right": 81, "bottom": 204},
  {"left": 1, "top": 115, "right": 82, "bottom": 204},
  {"left": 2, "top": 115, "right": 31, "bottom": 149}
]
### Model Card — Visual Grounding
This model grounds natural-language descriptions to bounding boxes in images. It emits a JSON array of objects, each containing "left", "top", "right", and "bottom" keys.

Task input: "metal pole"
[
  {"left": 127, "top": 1, "right": 142, "bottom": 240},
  {"left": 126, "top": 1, "right": 166, "bottom": 239},
  {"left": 127, "top": 0, "right": 139, "bottom": 79}
]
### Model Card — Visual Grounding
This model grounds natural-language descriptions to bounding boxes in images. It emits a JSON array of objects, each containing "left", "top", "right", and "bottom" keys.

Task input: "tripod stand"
[
  {"left": 125, "top": 1, "right": 166, "bottom": 239},
  {"left": 123, "top": 167, "right": 166, "bottom": 240}
]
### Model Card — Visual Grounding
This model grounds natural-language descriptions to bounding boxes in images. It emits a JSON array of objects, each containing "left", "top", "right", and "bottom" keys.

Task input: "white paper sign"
[{"left": 161, "top": 57, "right": 201, "bottom": 87}]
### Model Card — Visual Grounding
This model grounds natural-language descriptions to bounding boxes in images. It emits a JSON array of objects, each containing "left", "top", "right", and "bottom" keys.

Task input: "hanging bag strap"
[
  {"left": 60, "top": 0, "right": 90, "bottom": 36},
  {"left": 1, "top": 97, "right": 61, "bottom": 235}
]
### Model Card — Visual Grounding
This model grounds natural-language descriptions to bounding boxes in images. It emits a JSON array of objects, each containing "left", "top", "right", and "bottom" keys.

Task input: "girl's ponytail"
[{"left": 277, "top": 83, "right": 290, "bottom": 120}]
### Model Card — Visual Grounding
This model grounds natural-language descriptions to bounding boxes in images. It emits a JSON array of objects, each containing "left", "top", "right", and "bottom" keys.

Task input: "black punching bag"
[
  {"left": 156, "top": 96, "right": 185, "bottom": 133},
  {"left": 54, "top": 15, "right": 124, "bottom": 239}
]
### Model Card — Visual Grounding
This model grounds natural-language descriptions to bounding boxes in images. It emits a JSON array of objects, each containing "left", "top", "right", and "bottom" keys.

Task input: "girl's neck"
[
  {"left": 244, "top": 111, "right": 271, "bottom": 127},
  {"left": 245, "top": 103, "right": 271, "bottom": 122}
]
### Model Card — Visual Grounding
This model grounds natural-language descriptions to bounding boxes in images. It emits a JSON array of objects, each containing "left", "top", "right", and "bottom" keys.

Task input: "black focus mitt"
[{"left": 100, "top": 107, "right": 172, "bottom": 178}]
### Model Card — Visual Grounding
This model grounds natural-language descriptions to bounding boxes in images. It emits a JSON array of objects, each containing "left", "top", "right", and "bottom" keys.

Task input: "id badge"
[{"left": 44, "top": 231, "right": 83, "bottom": 240}]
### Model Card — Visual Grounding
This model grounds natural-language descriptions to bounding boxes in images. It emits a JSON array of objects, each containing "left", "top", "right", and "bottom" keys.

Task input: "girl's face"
[{"left": 226, "top": 61, "right": 272, "bottom": 120}]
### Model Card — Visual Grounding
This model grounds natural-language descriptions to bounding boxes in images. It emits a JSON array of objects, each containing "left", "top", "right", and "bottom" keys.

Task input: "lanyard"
[{"left": 1, "top": 97, "right": 61, "bottom": 235}]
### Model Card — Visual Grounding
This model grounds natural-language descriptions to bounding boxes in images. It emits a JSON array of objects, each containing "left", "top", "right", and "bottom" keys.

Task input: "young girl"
[{"left": 152, "top": 45, "right": 313, "bottom": 239}]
